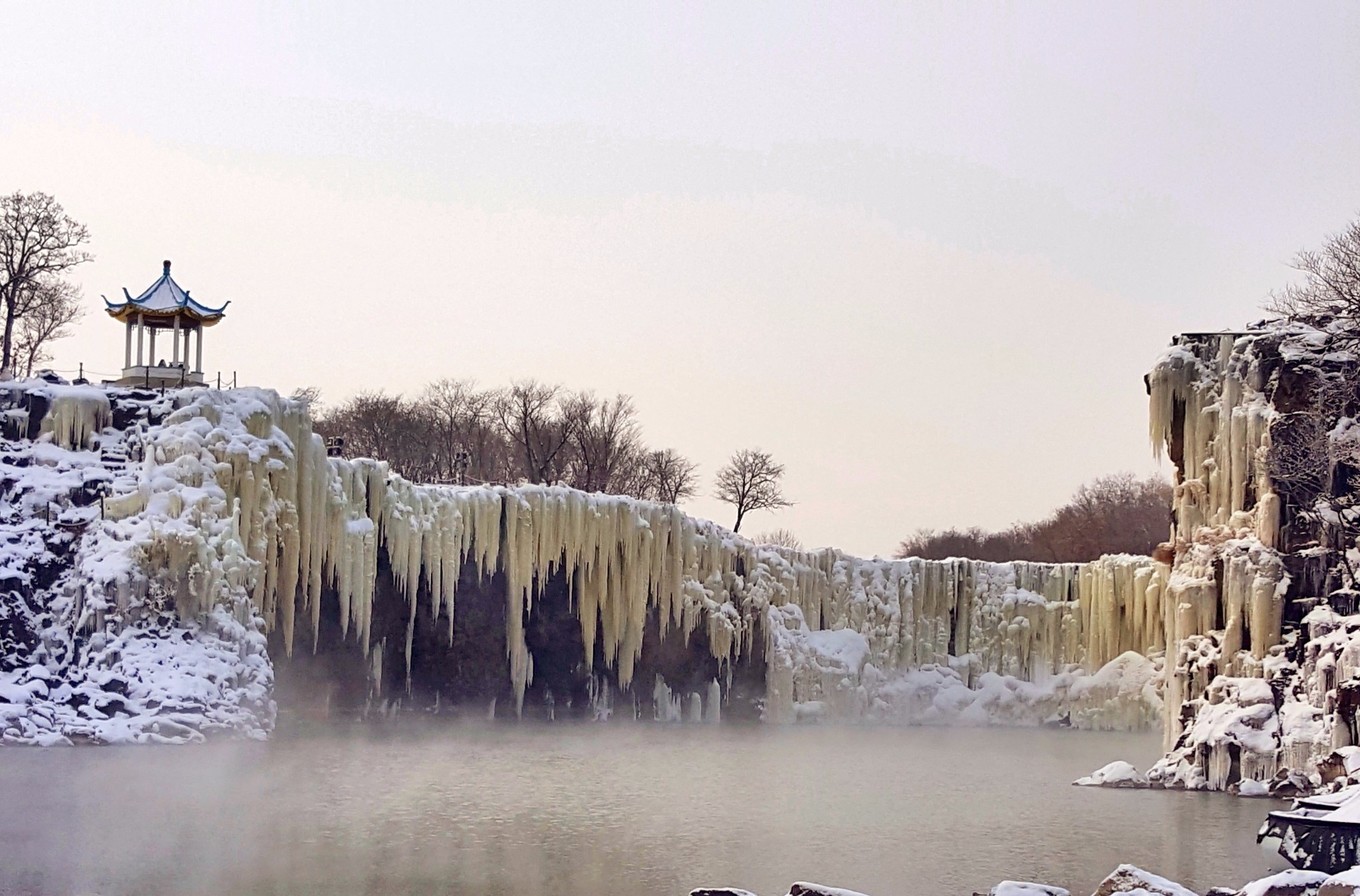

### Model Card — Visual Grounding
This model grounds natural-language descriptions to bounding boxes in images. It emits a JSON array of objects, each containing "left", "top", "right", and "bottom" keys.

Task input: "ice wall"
[
  {"left": 23, "top": 383, "right": 1176, "bottom": 728},
  {"left": 1146, "top": 333, "right": 1291, "bottom": 759},
  {"left": 1142, "top": 323, "right": 1360, "bottom": 792}
]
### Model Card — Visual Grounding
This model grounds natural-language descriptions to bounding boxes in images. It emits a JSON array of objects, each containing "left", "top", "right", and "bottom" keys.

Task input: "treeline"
[
  {"left": 308, "top": 379, "right": 700, "bottom": 503},
  {"left": 895, "top": 473, "right": 1171, "bottom": 563}
]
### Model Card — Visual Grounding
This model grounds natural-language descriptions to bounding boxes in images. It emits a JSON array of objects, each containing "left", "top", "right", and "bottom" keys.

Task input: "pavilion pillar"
[
  {"left": 149, "top": 327, "right": 157, "bottom": 365},
  {"left": 124, "top": 320, "right": 133, "bottom": 368},
  {"left": 136, "top": 315, "right": 144, "bottom": 367},
  {"left": 172, "top": 315, "right": 181, "bottom": 365},
  {"left": 182, "top": 327, "right": 190, "bottom": 366},
  {"left": 195, "top": 327, "right": 203, "bottom": 374}
]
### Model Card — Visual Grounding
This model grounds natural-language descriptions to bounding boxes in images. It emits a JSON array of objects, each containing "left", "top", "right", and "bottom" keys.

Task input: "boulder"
[
  {"left": 1320, "top": 868, "right": 1360, "bottom": 896},
  {"left": 982, "top": 883, "right": 1071, "bottom": 896},
  {"left": 1075, "top": 761, "right": 1149, "bottom": 788},
  {"left": 1234, "top": 869, "right": 1328, "bottom": 896},
  {"left": 1091, "top": 865, "right": 1198, "bottom": 896},
  {"left": 787, "top": 885, "right": 872, "bottom": 896}
]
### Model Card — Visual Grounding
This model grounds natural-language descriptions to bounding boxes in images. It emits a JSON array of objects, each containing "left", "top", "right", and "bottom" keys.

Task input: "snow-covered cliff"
[
  {"left": 1, "top": 379, "right": 1172, "bottom": 743},
  {"left": 1143, "top": 322, "right": 1360, "bottom": 792}
]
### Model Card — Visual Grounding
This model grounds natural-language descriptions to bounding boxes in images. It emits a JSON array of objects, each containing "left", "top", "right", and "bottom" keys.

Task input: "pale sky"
[{"left": 4, "top": 3, "right": 1359, "bottom": 556}]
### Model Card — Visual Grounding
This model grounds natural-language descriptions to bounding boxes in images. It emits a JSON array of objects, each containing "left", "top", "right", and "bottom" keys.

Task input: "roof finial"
[{"left": 163, "top": 259, "right": 171, "bottom": 276}]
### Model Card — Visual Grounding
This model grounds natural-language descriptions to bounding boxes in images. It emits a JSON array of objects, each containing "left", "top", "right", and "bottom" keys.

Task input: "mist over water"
[{"left": 0, "top": 725, "right": 1264, "bottom": 896}]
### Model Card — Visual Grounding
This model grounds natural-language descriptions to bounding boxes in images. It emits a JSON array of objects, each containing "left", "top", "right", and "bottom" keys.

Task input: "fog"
[{"left": 0, "top": 723, "right": 1263, "bottom": 896}]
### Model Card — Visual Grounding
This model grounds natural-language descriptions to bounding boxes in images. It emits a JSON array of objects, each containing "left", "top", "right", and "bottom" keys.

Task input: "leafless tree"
[
  {"left": 420, "top": 378, "right": 501, "bottom": 482},
  {"left": 494, "top": 380, "right": 579, "bottom": 484},
  {"left": 635, "top": 448, "right": 700, "bottom": 504},
  {"left": 714, "top": 448, "right": 792, "bottom": 533},
  {"left": 11, "top": 278, "right": 83, "bottom": 377},
  {"left": 1267, "top": 215, "right": 1360, "bottom": 327},
  {"left": 0, "top": 191, "right": 92, "bottom": 374},
  {"left": 569, "top": 393, "right": 643, "bottom": 493},
  {"left": 320, "top": 391, "right": 438, "bottom": 481},
  {"left": 318, "top": 376, "right": 701, "bottom": 500},
  {"left": 754, "top": 528, "right": 804, "bottom": 550},
  {"left": 1266, "top": 365, "right": 1360, "bottom": 589},
  {"left": 289, "top": 386, "right": 323, "bottom": 413},
  {"left": 895, "top": 473, "right": 1172, "bottom": 562}
]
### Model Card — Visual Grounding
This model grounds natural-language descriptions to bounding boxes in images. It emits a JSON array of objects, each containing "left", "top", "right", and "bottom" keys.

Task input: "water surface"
[{"left": 0, "top": 724, "right": 1268, "bottom": 896}]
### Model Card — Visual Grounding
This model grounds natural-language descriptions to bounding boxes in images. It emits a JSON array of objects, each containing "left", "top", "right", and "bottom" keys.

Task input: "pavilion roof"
[{"left": 104, "top": 260, "right": 229, "bottom": 324}]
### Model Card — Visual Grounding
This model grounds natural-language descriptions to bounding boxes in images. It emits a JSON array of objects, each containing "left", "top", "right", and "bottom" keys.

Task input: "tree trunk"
[{"left": 1, "top": 298, "right": 14, "bottom": 374}]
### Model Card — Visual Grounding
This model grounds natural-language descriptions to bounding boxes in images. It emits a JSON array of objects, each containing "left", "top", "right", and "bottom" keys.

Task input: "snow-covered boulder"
[
  {"left": 986, "top": 882, "right": 1071, "bottom": 896},
  {"left": 1075, "top": 760, "right": 1149, "bottom": 788},
  {"left": 1235, "top": 869, "right": 1329, "bottom": 896},
  {"left": 1320, "top": 868, "right": 1360, "bottom": 896},
  {"left": 787, "top": 885, "right": 872, "bottom": 896},
  {"left": 1091, "top": 865, "right": 1198, "bottom": 896}
]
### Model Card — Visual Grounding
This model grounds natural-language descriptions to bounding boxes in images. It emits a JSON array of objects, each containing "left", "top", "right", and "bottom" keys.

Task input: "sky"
[{"left": 3, "top": 3, "right": 1359, "bottom": 556}]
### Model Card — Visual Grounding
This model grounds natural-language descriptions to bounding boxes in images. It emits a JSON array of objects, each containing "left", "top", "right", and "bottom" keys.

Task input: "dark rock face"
[{"left": 272, "top": 543, "right": 765, "bottom": 724}]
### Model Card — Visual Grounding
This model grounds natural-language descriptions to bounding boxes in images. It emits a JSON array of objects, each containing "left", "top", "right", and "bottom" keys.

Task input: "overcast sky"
[{"left": 4, "top": 3, "right": 1359, "bottom": 556}]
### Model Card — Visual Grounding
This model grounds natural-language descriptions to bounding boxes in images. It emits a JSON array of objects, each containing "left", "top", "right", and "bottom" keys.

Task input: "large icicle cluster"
[
  {"left": 0, "top": 380, "right": 1185, "bottom": 739},
  {"left": 762, "top": 555, "right": 1166, "bottom": 728},
  {"left": 1146, "top": 332, "right": 1292, "bottom": 766},
  {"left": 1138, "top": 322, "right": 1360, "bottom": 793}
]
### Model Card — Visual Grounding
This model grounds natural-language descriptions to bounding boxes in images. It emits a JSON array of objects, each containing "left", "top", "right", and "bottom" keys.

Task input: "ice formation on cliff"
[
  {"left": 0, "top": 382, "right": 271, "bottom": 744},
  {"left": 1140, "top": 322, "right": 1360, "bottom": 793},
  {"left": 1, "top": 379, "right": 1180, "bottom": 741}
]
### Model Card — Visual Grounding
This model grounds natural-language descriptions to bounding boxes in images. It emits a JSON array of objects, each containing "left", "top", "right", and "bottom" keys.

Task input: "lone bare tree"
[
  {"left": 714, "top": 448, "right": 792, "bottom": 533},
  {"left": 0, "top": 192, "right": 92, "bottom": 374}
]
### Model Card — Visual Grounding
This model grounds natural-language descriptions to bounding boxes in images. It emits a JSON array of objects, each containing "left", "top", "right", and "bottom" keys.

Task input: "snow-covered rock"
[
  {"left": 1320, "top": 868, "right": 1360, "bottom": 896},
  {"left": 1074, "top": 760, "right": 1148, "bottom": 788},
  {"left": 1091, "top": 864, "right": 1199, "bottom": 896},
  {"left": 1235, "top": 870, "right": 1328, "bottom": 896},
  {"left": 787, "top": 885, "right": 872, "bottom": 896},
  {"left": 986, "top": 882, "right": 1071, "bottom": 896}
]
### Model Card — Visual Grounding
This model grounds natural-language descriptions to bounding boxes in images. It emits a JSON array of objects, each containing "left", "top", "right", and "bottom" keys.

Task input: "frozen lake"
[{"left": 0, "top": 724, "right": 1268, "bottom": 896}]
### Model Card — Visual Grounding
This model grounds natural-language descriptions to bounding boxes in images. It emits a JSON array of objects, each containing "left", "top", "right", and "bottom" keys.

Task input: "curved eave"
[{"left": 105, "top": 303, "right": 228, "bottom": 325}]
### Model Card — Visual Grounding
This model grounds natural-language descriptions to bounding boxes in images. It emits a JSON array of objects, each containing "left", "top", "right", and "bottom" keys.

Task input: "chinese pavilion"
[{"left": 104, "top": 260, "right": 228, "bottom": 387}]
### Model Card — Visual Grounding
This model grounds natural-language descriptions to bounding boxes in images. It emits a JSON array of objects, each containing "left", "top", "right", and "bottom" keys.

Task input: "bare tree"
[
  {"left": 319, "top": 391, "right": 438, "bottom": 481},
  {"left": 569, "top": 393, "right": 643, "bottom": 493},
  {"left": 0, "top": 191, "right": 92, "bottom": 374},
  {"left": 753, "top": 528, "right": 804, "bottom": 550},
  {"left": 1266, "top": 365, "right": 1360, "bottom": 590},
  {"left": 714, "top": 448, "right": 792, "bottom": 533},
  {"left": 11, "top": 278, "right": 83, "bottom": 377},
  {"left": 420, "top": 378, "right": 499, "bottom": 482},
  {"left": 894, "top": 473, "right": 1172, "bottom": 562},
  {"left": 1267, "top": 216, "right": 1360, "bottom": 327},
  {"left": 494, "top": 380, "right": 578, "bottom": 484},
  {"left": 289, "top": 386, "right": 323, "bottom": 413},
  {"left": 635, "top": 448, "right": 700, "bottom": 504}
]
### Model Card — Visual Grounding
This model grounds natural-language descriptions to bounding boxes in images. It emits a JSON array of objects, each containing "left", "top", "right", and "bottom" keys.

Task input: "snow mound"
[{"left": 1075, "top": 761, "right": 1148, "bottom": 788}]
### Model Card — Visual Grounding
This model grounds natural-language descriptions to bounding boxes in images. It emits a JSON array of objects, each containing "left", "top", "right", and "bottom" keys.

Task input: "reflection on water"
[{"left": 0, "top": 723, "right": 1267, "bottom": 896}]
